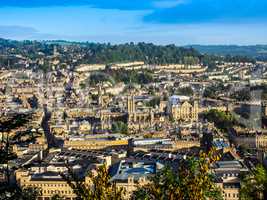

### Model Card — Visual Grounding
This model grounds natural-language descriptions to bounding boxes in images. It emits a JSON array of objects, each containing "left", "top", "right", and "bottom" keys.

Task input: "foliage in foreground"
[
  {"left": 132, "top": 149, "right": 223, "bottom": 200},
  {"left": 240, "top": 165, "right": 267, "bottom": 200},
  {"left": 63, "top": 164, "right": 124, "bottom": 200},
  {"left": 65, "top": 149, "right": 222, "bottom": 200},
  {"left": 0, "top": 186, "right": 40, "bottom": 200}
]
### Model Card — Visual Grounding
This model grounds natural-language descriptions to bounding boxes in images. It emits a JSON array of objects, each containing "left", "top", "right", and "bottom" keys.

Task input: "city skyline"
[
  {"left": 0, "top": 0, "right": 267, "bottom": 45},
  {"left": 1, "top": 2, "right": 267, "bottom": 199}
]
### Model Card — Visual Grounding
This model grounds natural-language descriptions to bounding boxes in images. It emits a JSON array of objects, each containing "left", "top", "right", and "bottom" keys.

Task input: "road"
[{"left": 41, "top": 106, "right": 63, "bottom": 148}]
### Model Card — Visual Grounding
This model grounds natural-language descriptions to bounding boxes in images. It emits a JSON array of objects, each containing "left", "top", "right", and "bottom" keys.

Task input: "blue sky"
[{"left": 0, "top": 0, "right": 266, "bottom": 44}]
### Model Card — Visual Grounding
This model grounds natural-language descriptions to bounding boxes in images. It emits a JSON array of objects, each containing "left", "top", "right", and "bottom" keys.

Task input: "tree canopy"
[
  {"left": 132, "top": 149, "right": 222, "bottom": 200},
  {"left": 63, "top": 149, "right": 222, "bottom": 200},
  {"left": 240, "top": 165, "right": 267, "bottom": 200},
  {"left": 202, "top": 109, "right": 236, "bottom": 132}
]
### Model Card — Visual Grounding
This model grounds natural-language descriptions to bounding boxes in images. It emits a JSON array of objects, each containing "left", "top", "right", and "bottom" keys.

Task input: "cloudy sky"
[{"left": 0, "top": 0, "right": 266, "bottom": 45}]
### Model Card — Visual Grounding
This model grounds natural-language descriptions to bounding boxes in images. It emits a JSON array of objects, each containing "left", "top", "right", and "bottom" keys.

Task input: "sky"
[{"left": 0, "top": 0, "right": 266, "bottom": 45}]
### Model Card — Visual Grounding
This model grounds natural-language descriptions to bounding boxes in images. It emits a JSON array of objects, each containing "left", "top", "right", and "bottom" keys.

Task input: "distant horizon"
[{"left": 1, "top": 37, "right": 267, "bottom": 47}]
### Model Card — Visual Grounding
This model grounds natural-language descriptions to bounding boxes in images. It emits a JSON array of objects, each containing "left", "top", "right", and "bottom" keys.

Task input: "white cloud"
[
  {"left": 0, "top": 5, "right": 266, "bottom": 45},
  {"left": 153, "top": 0, "right": 187, "bottom": 9}
]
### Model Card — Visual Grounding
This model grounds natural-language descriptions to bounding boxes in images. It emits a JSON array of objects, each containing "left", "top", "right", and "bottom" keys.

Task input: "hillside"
[
  {"left": 0, "top": 38, "right": 257, "bottom": 71},
  {"left": 189, "top": 45, "right": 267, "bottom": 61}
]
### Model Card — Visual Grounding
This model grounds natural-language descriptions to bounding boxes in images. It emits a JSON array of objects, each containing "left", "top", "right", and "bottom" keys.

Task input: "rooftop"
[
  {"left": 110, "top": 160, "right": 163, "bottom": 182},
  {"left": 216, "top": 161, "right": 243, "bottom": 169}
]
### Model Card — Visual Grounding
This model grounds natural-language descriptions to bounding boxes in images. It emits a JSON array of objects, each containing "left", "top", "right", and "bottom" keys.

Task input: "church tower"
[{"left": 127, "top": 95, "right": 135, "bottom": 114}]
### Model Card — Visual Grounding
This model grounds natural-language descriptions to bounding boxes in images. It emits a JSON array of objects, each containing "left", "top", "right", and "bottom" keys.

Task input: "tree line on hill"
[
  {"left": 0, "top": 38, "right": 257, "bottom": 71},
  {"left": 190, "top": 45, "right": 267, "bottom": 61},
  {"left": 85, "top": 69, "right": 154, "bottom": 86}
]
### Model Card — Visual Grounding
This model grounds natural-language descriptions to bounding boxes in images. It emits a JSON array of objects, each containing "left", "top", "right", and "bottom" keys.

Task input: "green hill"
[{"left": 188, "top": 45, "right": 267, "bottom": 61}]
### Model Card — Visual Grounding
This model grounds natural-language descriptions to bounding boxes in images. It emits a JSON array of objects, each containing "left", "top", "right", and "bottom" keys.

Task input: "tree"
[
  {"left": 240, "top": 165, "right": 267, "bottom": 200},
  {"left": 0, "top": 113, "right": 32, "bottom": 185},
  {"left": 176, "top": 87, "right": 194, "bottom": 96},
  {"left": 63, "top": 164, "right": 124, "bottom": 200},
  {"left": 203, "top": 83, "right": 227, "bottom": 99},
  {"left": 19, "top": 187, "right": 41, "bottom": 200},
  {"left": 0, "top": 186, "right": 40, "bottom": 200},
  {"left": 0, "top": 114, "right": 37, "bottom": 200},
  {"left": 230, "top": 88, "right": 250, "bottom": 101},
  {"left": 202, "top": 109, "right": 236, "bottom": 132},
  {"left": 184, "top": 56, "right": 199, "bottom": 66},
  {"left": 147, "top": 97, "right": 160, "bottom": 108},
  {"left": 111, "top": 121, "right": 128, "bottom": 135},
  {"left": 132, "top": 149, "right": 222, "bottom": 200},
  {"left": 87, "top": 72, "right": 114, "bottom": 86}
]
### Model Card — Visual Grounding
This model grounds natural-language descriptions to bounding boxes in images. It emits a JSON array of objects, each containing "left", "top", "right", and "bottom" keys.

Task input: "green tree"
[
  {"left": 20, "top": 187, "right": 41, "bottom": 200},
  {"left": 0, "top": 113, "right": 32, "bottom": 185},
  {"left": 111, "top": 121, "right": 128, "bottom": 135},
  {"left": 176, "top": 87, "right": 194, "bottom": 96},
  {"left": 0, "top": 186, "right": 40, "bottom": 200},
  {"left": 64, "top": 165, "right": 124, "bottom": 200},
  {"left": 184, "top": 56, "right": 199, "bottom": 66},
  {"left": 203, "top": 109, "right": 236, "bottom": 132},
  {"left": 240, "top": 165, "right": 267, "bottom": 200},
  {"left": 147, "top": 97, "right": 160, "bottom": 108},
  {"left": 132, "top": 149, "right": 222, "bottom": 200},
  {"left": 87, "top": 72, "right": 114, "bottom": 86}
]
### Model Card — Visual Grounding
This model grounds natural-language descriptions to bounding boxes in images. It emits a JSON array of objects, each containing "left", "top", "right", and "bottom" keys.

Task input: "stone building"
[
  {"left": 168, "top": 95, "right": 198, "bottom": 122},
  {"left": 15, "top": 149, "right": 111, "bottom": 200},
  {"left": 110, "top": 160, "right": 163, "bottom": 199},
  {"left": 127, "top": 94, "right": 155, "bottom": 132},
  {"left": 230, "top": 127, "right": 267, "bottom": 150},
  {"left": 213, "top": 159, "right": 248, "bottom": 200}
]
